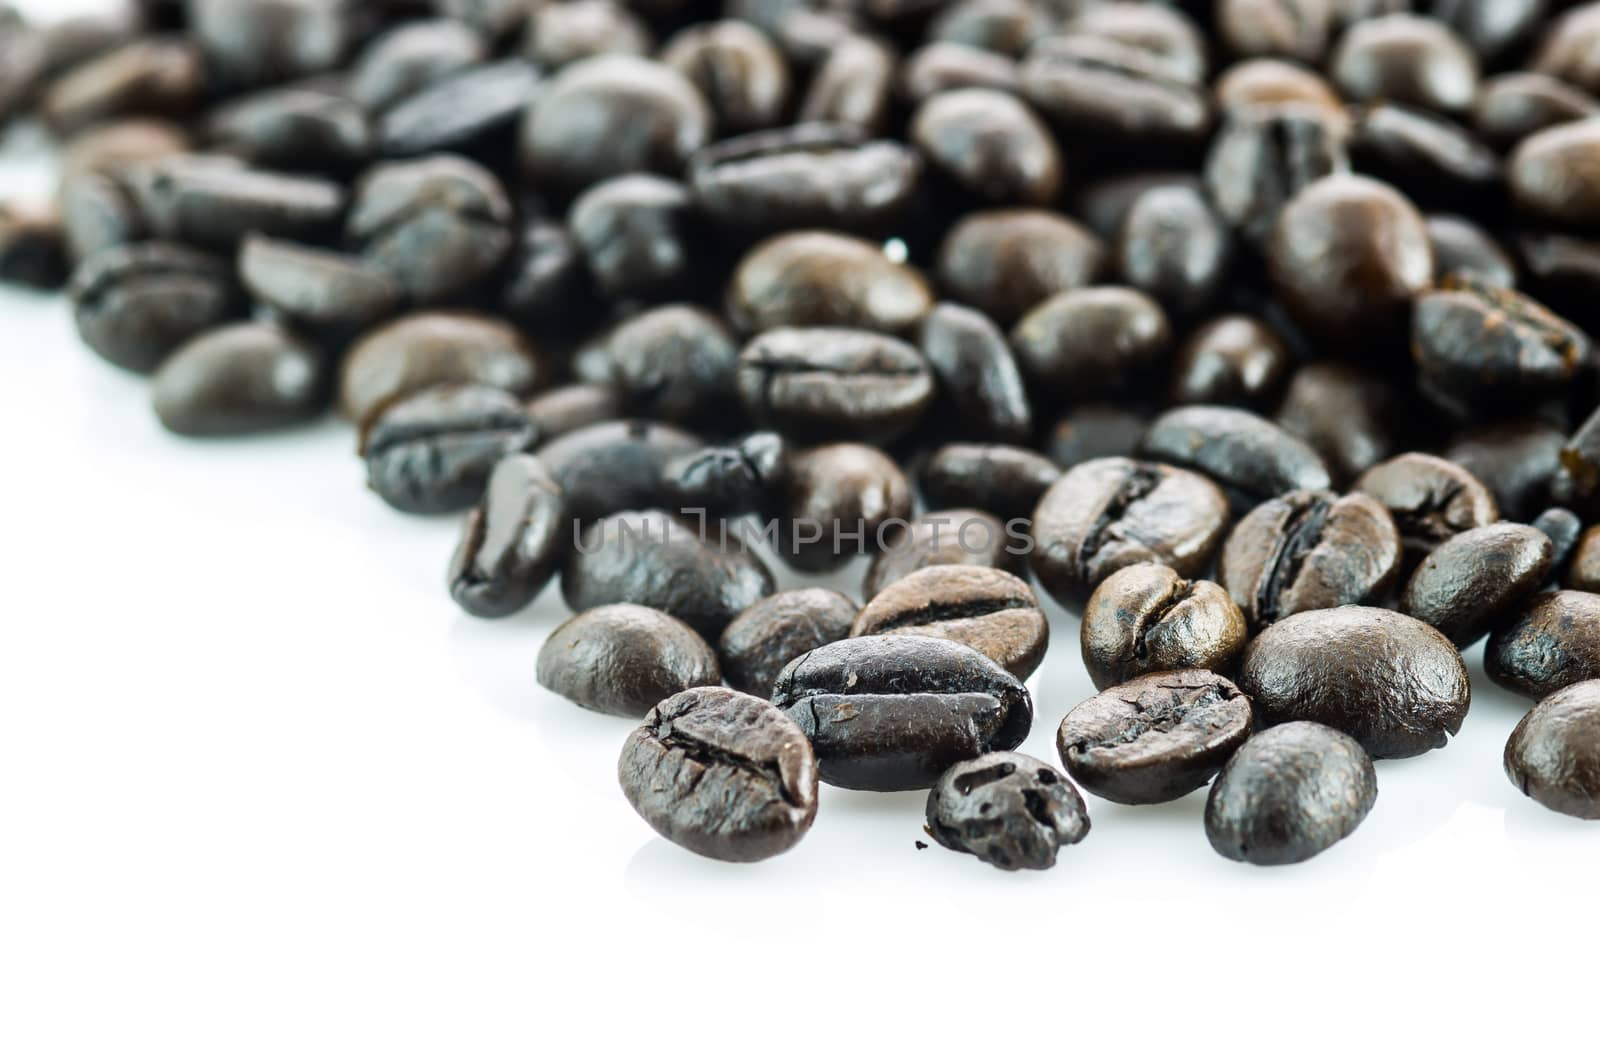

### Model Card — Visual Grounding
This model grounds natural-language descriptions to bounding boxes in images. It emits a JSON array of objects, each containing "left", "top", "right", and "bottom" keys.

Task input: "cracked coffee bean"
[
  {"left": 339, "top": 312, "right": 545, "bottom": 425},
  {"left": 69, "top": 241, "right": 241, "bottom": 374},
  {"left": 735, "top": 327, "right": 934, "bottom": 443},
  {"left": 448, "top": 454, "right": 566, "bottom": 619},
  {"left": 1352, "top": 452, "right": 1499, "bottom": 557},
  {"left": 1505, "top": 680, "right": 1600, "bottom": 820},
  {"left": 925, "top": 752, "right": 1089, "bottom": 871},
  {"left": 1486, "top": 590, "right": 1600, "bottom": 699},
  {"left": 360, "top": 383, "right": 536, "bottom": 514},
  {"left": 1079, "top": 565, "right": 1247, "bottom": 691},
  {"left": 1401, "top": 522, "right": 1554, "bottom": 647},
  {"left": 919, "top": 443, "right": 1059, "bottom": 522},
  {"left": 718, "top": 588, "right": 860, "bottom": 698},
  {"left": 864, "top": 509, "right": 1023, "bottom": 599},
  {"left": 153, "top": 321, "right": 328, "bottom": 437},
  {"left": 540, "top": 605, "right": 720, "bottom": 718},
  {"left": 1143, "top": 405, "right": 1333, "bottom": 512},
  {"left": 852, "top": 564, "right": 1048, "bottom": 680},
  {"left": 535, "top": 420, "right": 703, "bottom": 523},
  {"left": 1057, "top": 669, "right": 1253, "bottom": 804},
  {"left": 1413, "top": 274, "right": 1590, "bottom": 405}
]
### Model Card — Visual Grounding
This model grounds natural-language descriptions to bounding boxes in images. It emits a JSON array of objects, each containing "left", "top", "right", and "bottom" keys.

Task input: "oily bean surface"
[
  {"left": 852, "top": 564, "right": 1049, "bottom": 680},
  {"left": 864, "top": 508, "right": 1024, "bottom": 600},
  {"left": 1505, "top": 679, "right": 1600, "bottom": 820},
  {"left": 1080, "top": 565, "right": 1247, "bottom": 691},
  {"left": 1142, "top": 405, "right": 1333, "bottom": 511},
  {"left": 540, "top": 605, "right": 721, "bottom": 718},
  {"left": 534, "top": 420, "right": 703, "bottom": 523},
  {"left": 449, "top": 455, "right": 566, "bottom": 619},
  {"left": 925, "top": 752, "right": 1089, "bottom": 871},
  {"left": 153, "top": 322, "right": 327, "bottom": 437},
  {"left": 1353, "top": 452, "right": 1499, "bottom": 556},
  {"left": 920, "top": 443, "right": 1059, "bottom": 522},
  {"left": 339, "top": 312, "right": 545, "bottom": 426},
  {"left": 1400, "top": 522, "right": 1554, "bottom": 647},
  {"left": 735, "top": 327, "right": 934, "bottom": 444}
]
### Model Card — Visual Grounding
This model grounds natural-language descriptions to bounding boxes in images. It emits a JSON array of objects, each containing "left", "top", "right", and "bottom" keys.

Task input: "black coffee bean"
[
  {"left": 1426, "top": 214, "right": 1517, "bottom": 287},
  {"left": 1401, "top": 521, "right": 1554, "bottom": 647},
  {"left": 1143, "top": 405, "right": 1333, "bottom": 512},
  {"left": 918, "top": 303, "right": 1033, "bottom": 444},
  {"left": 925, "top": 752, "right": 1089, "bottom": 871},
  {"left": 524, "top": 0, "right": 651, "bottom": 68},
  {"left": 1205, "top": 721, "right": 1377, "bottom": 866},
  {"left": 728, "top": 231, "right": 933, "bottom": 335},
  {"left": 69, "top": 241, "right": 241, "bottom": 374},
  {"left": 538, "top": 605, "right": 720, "bottom": 717},
  {"left": 661, "top": 431, "right": 788, "bottom": 518},
  {"left": 1569, "top": 526, "right": 1600, "bottom": 592},
  {"left": 1518, "top": 232, "right": 1600, "bottom": 335},
  {"left": 348, "top": 18, "right": 488, "bottom": 114},
  {"left": 448, "top": 454, "right": 566, "bottom": 619},
  {"left": 568, "top": 174, "right": 700, "bottom": 301},
  {"left": 1472, "top": 73, "right": 1599, "bottom": 151},
  {"left": 911, "top": 87, "right": 1062, "bottom": 207},
  {"left": 239, "top": 235, "right": 402, "bottom": 336},
  {"left": 900, "top": 42, "right": 1022, "bottom": 103},
  {"left": 920, "top": 443, "right": 1059, "bottom": 521},
  {"left": 799, "top": 34, "right": 895, "bottom": 135},
  {"left": 660, "top": 20, "right": 791, "bottom": 134},
  {"left": 1487, "top": 589, "right": 1600, "bottom": 699},
  {"left": 39, "top": 38, "right": 206, "bottom": 134},
  {"left": 864, "top": 509, "right": 1023, "bottom": 600},
  {"left": 1532, "top": 5, "right": 1600, "bottom": 95},
  {"left": 190, "top": 0, "right": 355, "bottom": 90},
  {"left": 339, "top": 312, "right": 545, "bottom": 425},
  {"left": 534, "top": 420, "right": 703, "bottom": 523},
  {"left": 604, "top": 305, "right": 738, "bottom": 426},
  {"left": 1353, "top": 452, "right": 1500, "bottom": 556},
  {"left": 777, "top": 442, "right": 914, "bottom": 572},
  {"left": 205, "top": 85, "right": 372, "bottom": 175},
  {"left": 1330, "top": 13, "right": 1479, "bottom": 114},
  {"left": 1031, "top": 456, "right": 1231, "bottom": 611},
  {"left": 1203, "top": 106, "right": 1348, "bottom": 249},
  {"left": 1019, "top": 35, "right": 1211, "bottom": 144},
  {"left": 562, "top": 509, "right": 775, "bottom": 638},
  {"left": 521, "top": 385, "right": 623, "bottom": 443},
  {"left": 1534, "top": 507, "right": 1585, "bottom": 574},
  {"left": 360, "top": 383, "right": 536, "bottom": 514},
  {"left": 853, "top": 564, "right": 1048, "bottom": 680},
  {"left": 1169, "top": 316, "right": 1290, "bottom": 410},
  {"left": 1077, "top": 171, "right": 1208, "bottom": 246},
  {"left": 1414, "top": 275, "right": 1589, "bottom": 406},
  {"left": 619, "top": 687, "right": 818, "bottom": 864},
  {"left": 1046, "top": 405, "right": 1150, "bottom": 469},
  {"left": 936, "top": 208, "right": 1107, "bottom": 326},
  {"left": 1275, "top": 362, "right": 1398, "bottom": 486},
  {"left": 1446, "top": 419, "right": 1567, "bottom": 521},
  {"left": 1509, "top": 119, "right": 1600, "bottom": 228},
  {"left": 1114, "top": 185, "right": 1232, "bottom": 318},
  {"left": 1011, "top": 286, "right": 1171, "bottom": 401},
  {"left": 771, "top": 633, "right": 1033, "bottom": 791},
  {"left": 499, "top": 221, "right": 590, "bottom": 335},
  {"left": 719, "top": 588, "right": 859, "bottom": 697},
  {"left": 129, "top": 155, "right": 347, "bottom": 251},
  {"left": 0, "top": 202, "right": 67, "bottom": 290},
  {"left": 1080, "top": 566, "right": 1248, "bottom": 691},
  {"left": 152, "top": 321, "right": 327, "bottom": 437},
  {"left": 378, "top": 60, "right": 541, "bottom": 160},
  {"left": 1239, "top": 605, "right": 1472, "bottom": 758},
  {"left": 736, "top": 327, "right": 934, "bottom": 443},
  {"left": 1217, "top": 0, "right": 1333, "bottom": 64},
  {"left": 1505, "top": 679, "right": 1600, "bottom": 820}
]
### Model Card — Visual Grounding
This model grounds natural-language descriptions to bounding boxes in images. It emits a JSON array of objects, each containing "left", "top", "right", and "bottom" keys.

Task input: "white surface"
[{"left": 4, "top": 4, "right": 1598, "bottom": 1059}]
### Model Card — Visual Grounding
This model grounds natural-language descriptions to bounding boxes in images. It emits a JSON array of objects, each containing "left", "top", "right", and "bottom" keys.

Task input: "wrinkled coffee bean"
[
  {"left": 925, "top": 752, "right": 1089, "bottom": 871},
  {"left": 1143, "top": 405, "right": 1333, "bottom": 511},
  {"left": 339, "top": 312, "right": 545, "bottom": 425},
  {"left": 1353, "top": 452, "right": 1499, "bottom": 555},
  {"left": 539, "top": 605, "right": 720, "bottom": 717},
  {"left": 728, "top": 231, "right": 933, "bottom": 335},
  {"left": 920, "top": 443, "right": 1059, "bottom": 521},
  {"left": 70, "top": 241, "right": 241, "bottom": 374},
  {"left": 852, "top": 564, "right": 1049, "bottom": 679},
  {"left": 1401, "top": 522, "right": 1554, "bottom": 646},
  {"left": 153, "top": 321, "right": 327, "bottom": 436},
  {"left": 448, "top": 454, "right": 566, "bottom": 618},
  {"left": 863, "top": 509, "right": 1023, "bottom": 599},
  {"left": 360, "top": 383, "right": 536, "bottom": 514},
  {"left": 534, "top": 420, "right": 702, "bottom": 523},
  {"left": 1486, "top": 589, "right": 1600, "bottom": 699},
  {"left": 1505, "top": 679, "right": 1600, "bottom": 819},
  {"left": 1080, "top": 565, "right": 1247, "bottom": 691},
  {"left": 1413, "top": 274, "right": 1589, "bottom": 405},
  {"left": 719, "top": 588, "right": 859, "bottom": 697}
]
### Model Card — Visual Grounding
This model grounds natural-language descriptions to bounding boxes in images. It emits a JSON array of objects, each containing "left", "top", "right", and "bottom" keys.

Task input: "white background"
[{"left": 3, "top": 3, "right": 1597, "bottom": 1060}]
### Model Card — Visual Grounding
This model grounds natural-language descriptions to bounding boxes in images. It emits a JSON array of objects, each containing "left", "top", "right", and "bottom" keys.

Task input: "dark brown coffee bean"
[
  {"left": 918, "top": 303, "right": 1032, "bottom": 444},
  {"left": 1348, "top": 103, "right": 1501, "bottom": 208},
  {"left": 1487, "top": 589, "right": 1600, "bottom": 699},
  {"left": 1213, "top": 58, "right": 1347, "bottom": 127},
  {"left": 900, "top": 42, "right": 1021, "bottom": 102},
  {"left": 524, "top": 0, "right": 651, "bottom": 68},
  {"left": 568, "top": 174, "right": 700, "bottom": 301},
  {"left": 129, "top": 155, "right": 347, "bottom": 251},
  {"left": 1509, "top": 119, "right": 1600, "bottom": 228},
  {"left": 1031, "top": 456, "right": 1231, "bottom": 611},
  {"left": 920, "top": 443, "right": 1059, "bottom": 521},
  {"left": 1020, "top": 35, "right": 1211, "bottom": 144},
  {"left": 1080, "top": 565, "right": 1247, "bottom": 691},
  {"left": 853, "top": 564, "right": 1048, "bottom": 680},
  {"left": 1218, "top": 0, "right": 1333, "bottom": 64},
  {"left": 360, "top": 383, "right": 536, "bottom": 514},
  {"left": 661, "top": 431, "right": 788, "bottom": 518},
  {"left": 1169, "top": 316, "right": 1289, "bottom": 409},
  {"left": 1058, "top": 670, "right": 1253, "bottom": 804},
  {"left": 911, "top": 87, "right": 1062, "bottom": 206},
  {"left": 1012, "top": 286, "right": 1171, "bottom": 401},
  {"left": 1275, "top": 362, "right": 1398, "bottom": 486},
  {"left": 1569, "top": 526, "right": 1600, "bottom": 592},
  {"left": 863, "top": 509, "right": 1023, "bottom": 599},
  {"left": 534, "top": 420, "right": 702, "bottom": 523},
  {"left": 1416, "top": 275, "right": 1590, "bottom": 407},
  {"left": 936, "top": 208, "right": 1107, "bottom": 326},
  {"left": 719, "top": 588, "right": 859, "bottom": 697},
  {"left": 1426, "top": 214, "right": 1517, "bottom": 287},
  {"left": 777, "top": 443, "right": 914, "bottom": 573},
  {"left": 1401, "top": 522, "right": 1554, "bottom": 647},
  {"left": 1114, "top": 185, "right": 1232, "bottom": 318},
  {"left": 539, "top": 605, "right": 719, "bottom": 717},
  {"left": 1446, "top": 420, "right": 1567, "bottom": 521},
  {"left": 1535, "top": 507, "right": 1585, "bottom": 573},
  {"left": 1203, "top": 107, "right": 1348, "bottom": 249},
  {"left": 339, "top": 312, "right": 545, "bottom": 425},
  {"left": 1353, "top": 452, "right": 1500, "bottom": 555},
  {"left": 348, "top": 18, "right": 488, "bottom": 114},
  {"left": 191, "top": 0, "right": 355, "bottom": 90},
  {"left": 239, "top": 235, "right": 402, "bottom": 335},
  {"left": 925, "top": 752, "right": 1089, "bottom": 871},
  {"left": 498, "top": 221, "right": 589, "bottom": 335},
  {"left": 1144, "top": 405, "right": 1333, "bottom": 511},
  {"left": 205, "top": 85, "right": 372, "bottom": 175},
  {"left": 619, "top": 687, "right": 817, "bottom": 862},
  {"left": 1331, "top": 13, "right": 1479, "bottom": 113},
  {"left": 799, "top": 34, "right": 895, "bottom": 134},
  {"left": 69, "top": 241, "right": 241, "bottom": 374},
  {"left": 449, "top": 454, "right": 566, "bottom": 619},
  {"left": 728, "top": 231, "right": 933, "bottom": 335},
  {"left": 1505, "top": 679, "right": 1600, "bottom": 819},
  {"left": 523, "top": 384, "right": 624, "bottom": 442},
  {"left": 377, "top": 60, "right": 540, "bottom": 160},
  {"left": 604, "top": 305, "right": 737, "bottom": 426},
  {"left": 660, "top": 20, "right": 790, "bottom": 133},
  {"left": 736, "top": 327, "right": 933, "bottom": 443},
  {"left": 40, "top": 38, "right": 206, "bottom": 134},
  {"left": 1046, "top": 405, "right": 1150, "bottom": 469},
  {"left": 1472, "top": 73, "right": 1599, "bottom": 151},
  {"left": 1532, "top": 4, "right": 1600, "bottom": 95},
  {"left": 1205, "top": 721, "right": 1377, "bottom": 865},
  {"left": 153, "top": 321, "right": 327, "bottom": 437},
  {"left": 1239, "top": 605, "right": 1471, "bottom": 758},
  {"left": 0, "top": 202, "right": 67, "bottom": 290},
  {"left": 1433, "top": 0, "right": 1546, "bottom": 62}
]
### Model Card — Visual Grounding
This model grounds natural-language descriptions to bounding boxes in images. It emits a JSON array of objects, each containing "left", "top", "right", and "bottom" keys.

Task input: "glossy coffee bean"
[
  {"left": 605, "top": 305, "right": 737, "bottom": 426},
  {"left": 1486, "top": 590, "right": 1600, "bottom": 699},
  {"left": 448, "top": 454, "right": 565, "bottom": 619},
  {"left": 1205, "top": 721, "right": 1377, "bottom": 866},
  {"left": 718, "top": 588, "right": 859, "bottom": 698},
  {"left": 736, "top": 327, "right": 933, "bottom": 443},
  {"left": 1415, "top": 275, "right": 1589, "bottom": 406},
  {"left": 205, "top": 85, "right": 372, "bottom": 175},
  {"left": 1203, "top": 107, "right": 1348, "bottom": 249},
  {"left": 1239, "top": 605, "right": 1472, "bottom": 758},
  {"left": 660, "top": 20, "right": 791, "bottom": 134},
  {"left": 776, "top": 442, "right": 914, "bottom": 573},
  {"left": 918, "top": 303, "right": 1032, "bottom": 443},
  {"left": 360, "top": 384, "right": 536, "bottom": 514},
  {"left": 1020, "top": 36, "right": 1211, "bottom": 144},
  {"left": 377, "top": 60, "right": 540, "bottom": 160},
  {"left": 239, "top": 235, "right": 401, "bottom": 335},
  {"left": 1532, "top": 4, "right": 1600, "bottom": 95},
  {"left": 911, "top": 88, "right": 1062, "bottom": 206},
  {"left": 190, "top": 0, "right": 355, "bottom": 89},
  {"left": 1505, "top": 679, "right": 1600, "bottom": 819},
  {"left": 69, "top": 241, "right": 240, "bottom": 374},
  {"left": 1169, "top": 316, "right": 1289, "bottom": 409},
  {"left": 524, "top": 0, "right": 651, "bottom": 68},
  {"left": 1143, "top": 405, "right": 1333, "bottom": 511},
  {"left": 900, "top": 42, "right": 1022, "bottom": 102},
  {"left": 40, "top": 38, "right": 206, "bottom": 134},
  {"left": 534, "top": 420, "right": 702, "bottom": 523},
  {"left": 853, "top": 565, "right": 1048, "bottom": 680},
  {"left": 771, "top": 633, "right": 1033, "bottom": 791},
  {"left": 1080, "top": 566, "right": 1247, "bottom": 691},
  {"left": 563, "top": 509, "right": 774, "bottom": 638},
  {"left": 799, "top": 34, "right": 895, "bottom": 134},
  {"left": 1114, "top": 185, "right": 1232, "bottom": 318},
  {"left": 1031, "top": 457, "right": 1231, "bottom": 611},
  {"left": 925, "top": 752, "right": 1089, "bottom": 871},
  {"left": 1058, "top": 670, "right": 1253, "bottom": 804},
  {"left": 1046, "top": 405, "right": 1150, "bottom": 469},
  {"left": 1446, "top": 420, "right": 1567, "bottom": 521},
  {"left": 539, "top": 605, "right": 719, "bottom": 717},
  {"left": 0, "top": 202, "right": 67, "bottom": 290},
  {"left": 1353, "top": 452, "right": 1500, "bottom": 555},
  {"left": 728, "top": 231, "right": 933, "bottom": 335},
  {"left": 1401, "top": 521, "right": 1554, "bottom": 647},
  {"left": 568, "top": 174, "right": 699, "bottom": 301},
  {"left": 1426, "top": 214, "right": 1517, "bottom": 287},
  {"left": 498, "top": 221, "right": 589, "bottom": 334},
  {"left": 347, "top": 18, "right": 487, "bottom": 114},
  {"left": 936, "top": 209, "right": 1107, "bottom": 326},
  {"left": 1348, "top": 104, "right": 1501, "bottom": 208},
  {"left": 1217, "top": 0, "right": 1333, "bottom": 64},
  {"left": 1569, "top": 527, "right": 1600, "bottom": 592},
  {"left": 153, "top": 322, "right": 327, "bottom": 436},
  {"left": 1472, "top": 74, "right": 1599, "bottom": 151},
  {"left": 1331, "top": 13, "right": 1479, "bottom": 113},
  {"left": 1213, "top": 58, "right": 1347, "bottom": 127},
  {"left": 1508, "top": 119, "right": 1600, "bottom": 228},
  {"left": 1011, "top": 286, "right": 1171, "bottom": 401},
  {"left": 1535, "top": 507, "right": 1584, "bottom": 573},
  {"left": 339, "top": 312, "right": 544, "bottom": 425},
  {"left": 661, "top": 431, "right": 788, "bottom": 518},
  {"left": 863, "top": 509, "right": 1023, "bottom": 599},
  {"left": 920, "top": 443, "right": 1059, "bottom": 521},
  {"left": 619, "top": 687, "right": 818, "bottom": 862},
  {"left": 1275, "top": 362, "right": 1398, "bottom": 486},
  {"left": 129, "top": 155, "right": 347, "bottom": 251}
]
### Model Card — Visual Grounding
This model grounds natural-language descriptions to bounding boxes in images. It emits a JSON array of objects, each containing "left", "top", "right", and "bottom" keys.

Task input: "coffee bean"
[
  {"left": 190, "top": 0, "right": 355, "bottom": 90},
  {"left": 563, "top": 509, "right": 775, "bottom": 638},
  {"left": 1213, "top": 58, "right": 1347, "bottom": 127},
  {"left": 524, "top": 0, "right": 651, "bottom": 69},
  {"left": 1239, "top": 605, "right": 1471, "bottom": 758},
  {"left": 911, "top": 88, "right": 1062, "bottom": 206},
  {"left": 1114, "top": 185, "right": 1233, "bottom": 318},
  {"left": 521, "top": 385, "right": 622, "bottom": 443},
  {"left": 1426, "top": 214, "right": 1518, "bottom": 287},
  {"left": 864, "top": 509, "right": 1023, "bottom": 599},
  {"left": 1505, "top": 679, "right": 1600, "bottom": 819},
  {"left": 771, "top": 633, "right": 1033, "bottom": 791},
  {"left": 1143, "top": 405, "right": 1333, "bottom": 511},
  {"left": 69, "top": 241, "right": 241, "bottom": 374},
  {"left": 1217, "top": 0, "right": 1333, "bottom": 64},
  {"left": 800, "top": 34, "right": 895, "bottom": 134},
  {"left": 1205, "top": 721, "right": 1377, "bottom": 865},
  {"left": 619, "top": 687, "right": 818, "bottom": 862},
  {"left": 498, "top": 221, "right": 590, "bottom": 336},
  {"left": 1020, "top": 35, "right": 1211, "bottom": 144},
  {"left": 1532, "top": 4, "right": 1600, "bottom": 95},
  {"left": 1414, "top": 275, "right": 1590, "bottom": 406},
  {"left": 936, "top": 208, "right": 1107, "bottom": 326},
  {"left": 205, "top": 85, "right": 372, "bottom": 175},
  {"left": 377, "top": 60, "right": 541, "bottom": 160},
  {"left": 1434, "top": 0, "right": 1547, "bottom": 62},
  {"left": 239, "top": 235, "right": 402, "bottom": 335},
  {"left": 918, "top": 302, "right": 1033, "bottom": 443},
  {"left": 1559, "top": 405, "right": 1600, "bottom": 519},
  {"left": 1046, "top": 405, "right": 1150, "bottom": 469},
  {"left": 719, "top": 588, "right": 859, "bottom": 697},
  {"left": 40, "top": 38, "right": 206, "bottom": 134},
  {"left": 153, "top": 321, "right": 327, "bottom": 436},
  {"left": 1169, "top": 316, "right": 1290, "bottom": 409},
  {"left": 920, "top": 443, "right": 1060, "bottom": 521},
  {"left": 1472, "top": 73, "right": 1600, "bottom": 151},
  {"left": 568, "top": 174, "right": 700, "bottom": 301},
  {"left": 448, "top": 454, "right": 566, "bottom": 618},
  {"left": 130, "top": 155, "right": 347, "bottom": 251},
  {"left": 0, "top": 202, "right": 67, "bottom": 290},
  {"left": 59, "top": 172, "right": 144, "bottom": 265},
  {"left": 736, "top": 327, "right": 934, "bottom": 443},
  {"left": 1487, "top": 589, "right": 1600, "bottom": 698},
  {"left": 661, "top": 431, "right": 788, "bottom": 517},
  {"left": 1446, "top": 420, "right": 1567, "bottom": 521},
  {"left": 1401, "top": 522, "right": 1554, "bottom": 647},
  {"left": 604, "top": 305, "right": 737, "bottom": 426},
  {"left": 1353, "top": 452, "right": 1500, "bottom": 555},
  {"left": 1331, "top": 13, "right": 1479, "bottom": 113},
  {"left": 853, "top": 564, "right": 1048, "bottom": 679},
  {"left": 1203, "top": 106, "right": 1348, "bottom": 248},
  {"left": 777, "top": 442, "right": 914, "bottom": 572},
  {"left": 929, "top": 0, "right": 1044, "bottom": 57},
  {"left": 1568, "top": 526, "right": 1600, "bottom": 591},
  {"left": 534, "top": 420, "right": 702, "bottom": 523},
  {"left": 1275, "top": 362, "right": 1398, "bottom": 485},
  {"left": 1534, "top": 507, "right": 1585, "bottom": 573},
  {"left": 339, "top": 312, "right": 545, "bottom": 425},
  {"left": 360, "top": 383, "right": 536, "bottom": 514},
  {"left": 728, "top": 231, "right": 933, "bottom": 335},
  {"left": 1508, "top": 119, "right": 1600, "bottom": 228},
  {"left": 925, "top": 752, "right": 1089, "bottom": 871},
  {"left": 348, "top": 18, "right": 488, "bottom": 114},
  {"left": 1348, "top": 103, "right": 1501, "bottom": 208},
  {"left": 1080, "top": 566, "right": 1248, "bottom": 691},
  {"left": 539, "top": 605, "right": 719, "bottom": 717},
  {"left": 1011, "top": 286, "right": 1171, "bottom": 401},
  {"left": 660, "top": 20, "right": 790, "bottom": 134},
  {"left": 901, "top": 42, "right": 1022, "bottom": 102},
  {"left": 1031, "top": 456, "right": 1231, "bottom": 611}
]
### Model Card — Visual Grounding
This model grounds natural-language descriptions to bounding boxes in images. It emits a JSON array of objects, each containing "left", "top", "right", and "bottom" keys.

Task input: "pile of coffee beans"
[{"left": 6, "top": 0, "right": 1600, "bottom": 869}]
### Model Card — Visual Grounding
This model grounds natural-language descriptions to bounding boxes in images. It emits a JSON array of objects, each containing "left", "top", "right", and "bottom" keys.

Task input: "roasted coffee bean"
[
  {"left": 936, "top": 208, "right": 1107, "bottom": 326},
  {"left": 1031, "top": 456, "right": 1231, "bottom": 611},
  {"left": 853, "top": 564, "right": 1048, "bottom": 679},
  {"left": 1220, "top": 490, "right": 1403, "bottom": 627},
  {"left": 1143, "top": 405, "right": 1333, "bottom": 511},
  {"left": 728, "top": 231, "right": 933, "bottom": 335},
  {"left": 660, "top": 20, "right": 790, "bottom": 134},
  {"left": 190, "top": 0, "right": 356, "bottom": 89},
  {"left": 539, "top": 605, "right": 719, "bottom": 716},
  {"left": 1532, "top": 4, "right": 1600, "bottom": 95},
  {"left": 1518, "top": 232, "right": 1600, "bottom": 329},
  {"left": 910, "top": 88, "right": 1062, "bottom": 207},
  {"left": 929, "top": 0, "right": 1044, "bottom": 57},
  {"left": 0, "top": 202, "right": 67, "bottom": 290},
  {"left": 448, "top": 454, "right": 565, "bottom": 618},
  {"left": 619, "top": 687, "right": 817, "bottom": 862},
  {"left": 1401, "top": 522, "right": 1554, "bottom": 646},
  {"left": 348, "top": 18, "right": 488, "bottom": 114},
  {"left": 534, "top": 420, "right": 702, "bottom": 523},
  {"left": 524, "top": 0, "right": 651, "bottom": 68},
  {"left": 1353, "top": 452, "right": 1500, "bottom": 555},
  {"left": 918, "top": 302, "right": 1032, "bottom": 443},
  {"left": 1080, "top": 566, "right": 1247, "bottom": 691},
  {"left": 239, "top": 235, "right": 401, "bottom": 335},
  {"left": 1019, "top": 35, "right": 1211, "bottom": 144},
  {"left": 1276, "top": 362, "right": 1398, "bottom": 486},
  {"left": 800, "top": 34, "right": 895, "bottom": 134},
  {"left": 347, "top": 154, "right": 513, "bottom": 305},
  {"left": 1414, "top": 275, "right": 1589, "bottom": 405},
  {"left": 1447, "top": 420, "right": 1567, "bottom": 521},
  {"left": 1046, "top": 405, "right": 1150, "bottom": 469},
  {"left": 70, "top": 241, "right": 241, "bottom": 374},
  {"left": 864, "top": 509, "right": 1023, "bottom": 599},
  {"left": 1569, "top": 527, "right": 1600, "bottom": 591},
  {"left": 1267, "top": 174, "right": 1433, "bottom": 341},
  {"left": 129, "top": 155, "right": 347, "bottom": 251},
  {"left": 925, "top": 752, "right": 1089, "bottom": 871},
  {"left": 771, "top": 633, "right": 1032, "bottom": 791},
  {"left": 1169, "top": 316, "right": 1289, "bottom": 410},
  {"left": 900, "top": 42, "right": 1022, "bottom": 102},
  {"left": 1349, "top": 103, "right": 1501, "bottom": 208},
  {"left": 1508, "top": 119, "right": 1600, "bottom": 228},
  {"left": 436, "top": 0, "right": 529, "bottom": 41},
  {"left": 1217, "top": 0, "right": 1333, "bottom": 64},
  {"left": 776, "top": 442, "right": 914, "bottom": 572},
  {"left": 205, "top": 85, "right": 372, "bottom": 175},
  {"left": 339, "top": 312, "right": 544, "bottom": 425},
  {"left": 1433, "top": 0, "right": 1546, "bottom": 62},
  {"left": 1473, "top": 73, "right": 1599, "bottom": 151},
  {"left": 1560, "top": 405, "right": 1600, "bottom": 519},
  {"left": 1426, "top": 214, "right": 1517, "bottom": 287},
  {"left": 1239, "top": 605, "right": 1472, "bottom": 758},
  {"left": 59, "top": 171, "right": 142, "bottom": 264},
  {"left": 377, "top": 60, "right": 541, "bottom": 160},
  {"left": 1081, "top": 172, "right": 1210, "bottom": 243},
  {"left": 1012, "top": 286, "right": 1171, "bottom": 401},
  {"left": 523, "top": 384, "right": 624, "bottom": 442},
  {"left": 736, "top": 327, "right": 933, "bottom": 443},
  {"left": 519, "top": 55, "right": 711, "bottom": 193},
  {"left": 1114, "top": 185, "right": 1232, "bottom": 318},
  {"left": 661, "top": 431, "right": 788, "bottom": 517},
  {"left": 604, "top": 305, "right": 737, "bottom": 426},
  {"left": 920, "top": 443, "right": 1059, "bottom": 521},
  {"left": 688, "top": 125, "right": 922, "bottom": 239},
  {"left": 152, "top": 321, "right": 327, "bottom": 436},
  {"left": 563, "top": 509, "right": 775, "bottom": 638},
  {"left": 1331, "top": 13, "right": 1479, "bottom": 113},
  {"left": 1535, "top": 507, "right": 1585, "bottom": 573},
  {"left": 499, "top": 221, "right": 588, "bottom": 333},
  {"left": 1486, "top": 589, "right": 1600, "bottom": 698},
  {"left": 1205, "top": 721, "right": 1377, "bottom": 866},
  {"left": 568, "top": 175, "right": 699, "bottom": 301},
  {"left": 360, "top": 383, "right": 536, "bottom": 514},
  {"left": 719, "top": 588, "right": 859, "bottom": 697},
  {"left": 40, "top": 38, "right": 206, "bottom": 134},
  {"left": 1505, "top": 679, "right": 1600, "bottom": 819},
  {"left": 1213, "top": 58, "right": 1347, "bottom": 128}
]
